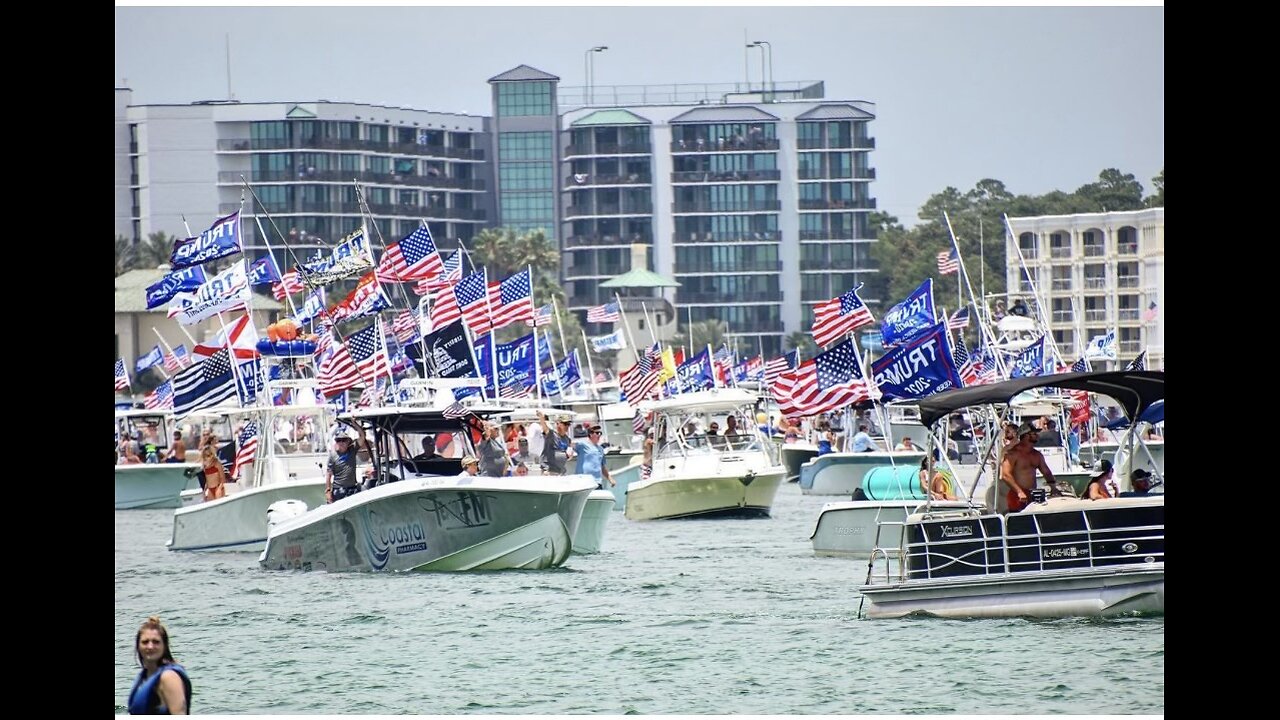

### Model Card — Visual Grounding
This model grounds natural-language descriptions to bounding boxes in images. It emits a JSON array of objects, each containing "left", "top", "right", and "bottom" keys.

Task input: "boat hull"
[
  {"left": 782, "top": 444, "right": 818, "bottom": 483},
  {"left": 115, "top": 463, "right": 203, "bottom": 510},
  {"left": 167, "top": 480, "right": 327, "bottom": 552},
  {"left": 572, "top": 490, "right": 616, "bottom": 554},
  {"left": 810, "top": 500, "right": 976, "bottom": 558},
  {"left": 624, "top": 469, "right": 786, "bottom": 521},
  {"left": 259, "top": 475, "right": 595, "bottom": 572},
  {"left": 798, "top": 452, "right": 925, "bottom": 496},
  {"left": 861, "top": 566, "right": 1165, "bottom": 619}
]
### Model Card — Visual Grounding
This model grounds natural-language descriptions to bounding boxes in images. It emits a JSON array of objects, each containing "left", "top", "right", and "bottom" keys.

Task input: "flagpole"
[
  {"left": 579, "top": 328, "right": 598, "bottom": 399},
  {"left": 613, "top": 292, "right": 641, "bottom": 369},
  {"left": 686, "top": 304, "right": 694, "bottom": 359},
  {"left": 550, "top": 295, "right": 573, "bottom": 375},
  {"left": 639, "top": 301, "right": 668, "bottom": 399},
  {"left": 251, "top": 213, "right": 299, "bottom": 317},
  {"left": 539, "top": 327, "right": 567, "bottom": 399},
  {"left": 999, "top": 212, "right": 1065, "bottom": 369},
  {"left": 945, "top": 211, "right": 1010, "bottom": 378},
  {"left": 484, "top": 266, "right": 499, "bottom": 400},
  {"left": 706, "top": 343, "right": 719, "bottom": 389}
]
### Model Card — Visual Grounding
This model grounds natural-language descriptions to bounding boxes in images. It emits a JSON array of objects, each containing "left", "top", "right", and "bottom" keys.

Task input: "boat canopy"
[
  {"left": 917, "top": 371, "right": 1164, "bottom": 428},
  {"left": 1105, "top": 399, "right": 1164, "bottom": 430},
  {"left": 340, "top": 406, "right": 504, "bottom": 435},
  {"left": 638, "top": 387, "right": 759, "bottom": 414}
]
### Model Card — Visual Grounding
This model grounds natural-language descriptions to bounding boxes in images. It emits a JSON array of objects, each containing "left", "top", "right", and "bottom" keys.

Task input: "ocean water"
[{"left": 114, "top": 483, "right": 1164, "bottom": 714}]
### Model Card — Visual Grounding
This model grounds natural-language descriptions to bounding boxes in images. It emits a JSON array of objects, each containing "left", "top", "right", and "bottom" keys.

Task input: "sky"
[{"left": 115, "top": 3, "right": 1164, "bottom": 226}]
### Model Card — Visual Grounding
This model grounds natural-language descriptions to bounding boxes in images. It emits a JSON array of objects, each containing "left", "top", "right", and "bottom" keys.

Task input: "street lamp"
[
  {"left": 584, "top": 45, "right": 608, "bottom": 105},
  {"left": 751, "top": 40, "right": 773, "bottom": 101}
]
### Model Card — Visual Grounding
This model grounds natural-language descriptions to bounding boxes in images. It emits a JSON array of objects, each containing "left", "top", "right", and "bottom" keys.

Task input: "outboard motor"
[{"left": 267, "top": 499, "right": 309, "bottom": 531}]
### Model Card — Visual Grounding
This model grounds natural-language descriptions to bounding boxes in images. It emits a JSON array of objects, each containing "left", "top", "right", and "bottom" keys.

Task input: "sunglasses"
[{"left": 589, "top": 431, "right": 601, "bottom": 435}]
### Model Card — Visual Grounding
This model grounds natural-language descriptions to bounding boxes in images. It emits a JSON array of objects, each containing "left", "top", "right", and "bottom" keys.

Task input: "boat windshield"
[{"left": 269, "top": 412, "right": 327, "bottom": 455}]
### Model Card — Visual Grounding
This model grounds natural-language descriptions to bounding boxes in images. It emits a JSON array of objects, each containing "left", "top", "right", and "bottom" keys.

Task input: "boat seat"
[{"left": 862, "top": 466, "right": 928, "bottom": 501}]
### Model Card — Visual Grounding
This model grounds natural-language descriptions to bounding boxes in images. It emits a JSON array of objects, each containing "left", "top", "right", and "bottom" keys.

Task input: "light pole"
[
  {"left": 746, "top": 42, "right": 765, "bottom": 99},
  {"left": 585, "top": 45, "right": 607, "bottom": 105},
  {"left": 753, "top": 40, "right": 773, "bottom": 101}
]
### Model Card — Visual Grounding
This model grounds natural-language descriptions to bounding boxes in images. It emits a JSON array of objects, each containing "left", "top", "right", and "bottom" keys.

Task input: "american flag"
[
  {"left": 172, "top": 348, "right": 240, "bottom": 417},
  {"left": 1071, "top": 357, "right": 1091, "bottom": 373},
  {"left": 453, "top": 270, "right": 493, "bottom": 334},
  {"left": 499, "top": 383, "right": 533, "bottom": 400},
  {"left": 231, "top": 420, "right": 259, "bottom": 480},
  {"left": 272, "top": 271, "right": 305, "bottom": 301},
  {"left": 947, "top": 306, "right": 971, "bottom": 330},
  {"left": 641, "top": 462, "right": 652, "bottom": 481},
  {"left": 317, "top": 331, "right": 362, "bottom": 398},
  {"left": 587, "top": 301, "right": 621, "bottom": 323},
  {"left": 937, "top": 247, "right": 959, "bottom": 275},
  {"left": 1125, "top": 350, "right": 1147, "bottom": 371},
  {"left": 430, "top": 285, "right": 462, "bottom": 330},
  {"left": 1142, "top": 301, "right": 1158, "bottom": 323},
  {"left": 973, "top": 342, "right": 999, "bottom": 384},
  {"left": 620, "top": 361, "right": 661, "bottom": 406},
  {"left": 345, "top": 322, "right": 390, "bottom": 386},
  {"left": 638, "top": 342, "right": 662, "bottom": 373},
  {"left": 764, "top": 350, "right": 799, "bottom": 388},
  {"left": 951, "top": 334, "right": 977, "bottom": 387},
  {"left": 526, "top": 303, "right": 554, "bottom": 327},
  {"left": 392, "top": 307, "right": 422, "bottom": 345},
  {"left": 772, "top": 339, "right": 871, "bottom": 418},
  {"left": 632, "top": 410, "right": 646, "bottom": 434},
  {"left": 114, "top": 358, "right": 131, "bottom": 391},
  {"left": 812, "top": 283, "right": 875, "bottom": 347},
  {"left": 375, "top": 225, "right": 444, "bottom": 282},
  {"left": 413, "top": 251, "right": 463, "bottom": 296},
  {"left": 442, "top": 401, "right": 468, "bottom": 419},
  {"left": 486, "top": 268, "right": 535, "bottom": 331},
  {"left": 144, "top": 380, "right": 174, "bottom": 410},
  {"left": 164, "top": 344, "right": 190, "bottom": 372}
]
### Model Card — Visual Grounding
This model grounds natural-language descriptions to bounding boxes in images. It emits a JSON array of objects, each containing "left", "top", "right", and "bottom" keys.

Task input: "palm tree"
[
  {"left": 115, "top": 235, "right": 137, "bottom": 276},
  {"left": 136, "top": 231, "right": 178, "bottom": 269},
  {"left": 671, "top": 319, "right": 728, "bottom": 354},
  {"left": 785, "top": 331, "right": 816, "bottom": 356}
]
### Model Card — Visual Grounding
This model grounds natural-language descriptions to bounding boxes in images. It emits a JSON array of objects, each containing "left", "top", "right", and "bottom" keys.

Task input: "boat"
[
  {"left": 167, "top": 366, "right": 332, "bottom": 552},
  {"left": 858, "top": 370, "right": 1165, "bottom": 619},
  {"left": 781, "top": 440, "right": 819, "bottom": 484},
  {"left": 259, "top": 405, "right": 597, "bottom": 572},
  {"left": 115, "top": 409, "right": 203, "bottom": 509},
  {"left": 625, "top": 388, "right": 786, "bottom": 521},
  {"left": 797, "top": 449, "right": 927, "bottom": 496}
]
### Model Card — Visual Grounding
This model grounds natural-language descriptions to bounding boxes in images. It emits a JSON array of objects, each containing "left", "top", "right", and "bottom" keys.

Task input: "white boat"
[
  {"left": 167, "top": 372, "right": 332, "bottom": 552},
  {"left": 574, "top": 490, "right": 616, "bottom": 554},
  {"left": 259, "top": 405, "right": 597, "bottom": 572},
  {"left": 859, "top": 370, "right": 1165, "bottom": 619},
  {"left": 115, "top": 409, "right": 202, "bottom": 509},
  {"left": 798, "top": 450, "right": 926, "bottom": 496},
  {"left": 625, "top": 388, "right": 785, "bottom": 521},
  {"left": 781, "top": 441, "right": 819, "bottom": 484}
]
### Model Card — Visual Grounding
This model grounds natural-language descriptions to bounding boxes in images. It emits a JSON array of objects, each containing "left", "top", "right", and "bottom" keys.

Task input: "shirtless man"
[
  {"left": 999, "top": 421, "right": 1056, "bottom": 512},
  {"left": 164, "top": 431, "right": 187, "bottom": 463}
]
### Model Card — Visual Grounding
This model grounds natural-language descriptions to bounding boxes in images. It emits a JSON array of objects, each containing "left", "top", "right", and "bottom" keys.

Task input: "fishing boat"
[
  {"left": 114, "top": 409, "right": 203, "bottom": 509},
  {"left": 625, "top": 388, "right": 785, "bottom": 521},
  {"left": 858, "top": 370, "right": 1165, "bottom": 619},
  {"left": 259, "top": 405, "right": 596, "bottom": 572}
]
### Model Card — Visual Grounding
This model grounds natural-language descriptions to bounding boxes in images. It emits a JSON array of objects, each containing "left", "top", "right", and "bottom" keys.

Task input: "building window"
[
  {"left": 497, "top": 82, "right": 554, "bottom": 117},
  {"left": 1018, "top": 232, "right": 1037, "bottom": 259},
  {"left": 1117, "top": 226, "right": 1139, "bottom": 254},
  {"left": 499, "top": 132, "right": 553, "bottom": 161},
  {"left": 500, "top": 164, "right": 554, "bottom": 191}
]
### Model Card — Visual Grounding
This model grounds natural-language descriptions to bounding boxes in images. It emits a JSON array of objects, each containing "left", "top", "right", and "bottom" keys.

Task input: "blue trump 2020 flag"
[
  {"left": 879, "top": 278, "right": 936, "bottom": 349},
  {"left": 541, "top": 350, "right": 582, "bottom": 397},
  {"left": 870, "top": 322, "right": 962, "bottom": 401},
  {"left": 475, "top": 333, "right": 538, "bottom": 392},
  {"left": 135, "top": 345, "right": 165, "bottom": 373},
  {"left": 1008, "top": 335, "right": 1048, "bottom": 378},
  {"left": 664, "top": 348, "right": 714, "bottom": 395},
  {"left": 145, "top": 266, "right": 207, "bottom": 309},
  {"left": 170, "top": 212, "right": 243, "bottom": 269}
]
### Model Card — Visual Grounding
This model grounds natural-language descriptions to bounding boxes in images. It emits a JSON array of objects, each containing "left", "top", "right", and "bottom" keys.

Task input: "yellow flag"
[{"left": 659, "top": 347, "right": 677, "bottom": 380}]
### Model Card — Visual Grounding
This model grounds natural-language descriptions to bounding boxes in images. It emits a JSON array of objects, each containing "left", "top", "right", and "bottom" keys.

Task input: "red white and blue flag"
[
  {"left": 232, "top": 420, "right": 259, "bottom": 480},
  {"left": 376, "top": 225, "right": 444, "bottom": 282},
  {"left": 453, "top": 270, "right": 493, "bottom": 334},
  {"left": 413, "top": 251, "right": 462, "bottom": 296},
  {"left": 144, "top": 380, "right": 174, "bottom": 410},
  {"left": 812, "top": 283, "right": 874, "bottom": 348},
  {"left": 587, "top": 301, "right": 621, "bottom": 323},
  {"left": 947, "top": 306, "right": 970, "bottom": 330},
  {"left": 937, "top": 247, "right": 959, "bottom": 275},
  {"left": 486, "top": 268, "right": 535, "bottom": 331},
  {"left": 345, "top": 321, "right": 390, "bottom": 386},
  {"left": 772, "top": 339, "right": 871, "bottom": 418},
  {"left": 526, "top": 303, "right": 554, "bottom": 327},
  {"left": 316, "top": 330, "right": 362, "bottom": 398},
  {"left": 115, "top": 358, "right": 131, "bottom": 391},
  {"left": 164, "top": 344, "right": 191, "bottom": 373}
]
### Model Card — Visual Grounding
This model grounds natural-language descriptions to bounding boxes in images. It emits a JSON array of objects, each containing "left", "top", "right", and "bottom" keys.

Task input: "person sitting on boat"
[
  {"left": 919, "top": 458, "right": 957, "bottom": 501},
  {"left": 1009, "top": 298, "right": 1029, "bottom": 317},
  {"left": 163, "top": 431, "right": 187, "bottom": 463},
  {"left": 1119, "top": 468, "right": 1154, "bottom": 497},
  {"left": 141, "top": 425, "right": 162, "bottom": 464},
  {"left": 1085, "top": 459, "right": 1115, "bottom": 500},
  {"left": 118, "top": 436, "right": 143, "bottom": 465},
  {"left": 412, "top": 436, "right": 438, "bottom": 462},
  {"left": 817, "top": 429, "right": 835, "bottom": 456},
  {"left": 127, "top": 615, "right": 191, "bottom": 715},
  {"left": 477, "top": 422, "right": 510, "bottom": 477},
  {"left": 849, "top": 424, "right": 877, "bottom": 453},
  {"left": 458, "top": 455, "right": 480, "bottom": 477},
  {"left": 575, "top": 425, "right": 615, "bottom": 489},
  {"left": 999, "top": 422, "right": 1057, "bottom": 512},
  {"left": 1034, "top": 419, "right": 1063, "bottom": 448},
  {"left": 511, "top": 461, "right": 530, "bottom": 477},
  {"left": 325, "top": 425, "right": 369, "bottom": 503},
  {"left": 511, "top": 437, "right": 537, "bottom": 468},
  {"left": 894, "top": 437, "right": 919, "bottom": 452}
]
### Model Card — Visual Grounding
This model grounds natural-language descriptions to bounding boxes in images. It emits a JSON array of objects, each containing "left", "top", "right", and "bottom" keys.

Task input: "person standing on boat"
[
  {"left": 126, "top": 615, "right": 191, "bottom": 715},
  {"left": 575, "top": 425, "right": 615, "bottom": 489},
  {"left": 477, "top": 422, "right": 509, "bottom": 477},
  {"left": 538, "top": 413, "right": 574, "bottom": 475},
  {"left": 325, "top": 425, "right": 369, "bottom": 503},
  {"left": 163, "top": 431, "right": 187, "bottom": 463},
  {"left": 1000, "top": 422, "right": 1057, "bottom": 512}
]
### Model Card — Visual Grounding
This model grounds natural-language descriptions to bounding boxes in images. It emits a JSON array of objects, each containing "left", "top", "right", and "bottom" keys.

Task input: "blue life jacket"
[{"left": 127, "top": 663, "right": 191, "bottom": 715}]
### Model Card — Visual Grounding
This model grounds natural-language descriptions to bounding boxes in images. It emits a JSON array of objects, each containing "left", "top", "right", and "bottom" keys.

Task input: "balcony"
[
  {"left": 672, "top": 200, "right": 781, "bottom": 213},
  {"left": 670, "top": 138, "right": 780, "bottom": 153},
  {"left": 1083, "top": 277, "right": 1107, "bottom": 290},
  {"left": 797, "top": 136, "right": 877, "bottom": 150},
  {"left": 1084, "top": 309, "right": 1108, "bottom": 323},
  {"left": 675, "top": 261, "right": 782, "bottom": 273},
  {"left": 131, "top": 205, "right": 140, "bottom": 218},
  {"left": 670, "top": 169, "right": 781, "bottom": 183},
  {"left": 1018, "top": 281, "right": 1035, "bottom": 293},
  {"left": 225, "top": 200, "right": 484, "bottom": 220},
  {"left": 675, "top": 231, "right": 780, "bottom": 244},
  {"left": 564, "top": 203, "right": 653, "bottom": 218},
  {"left": 216, "top": 137, "right": 485, "bottom": 160},
  {"left": 563, "top": 142, "right": 650, "bottom": 157},
  {"left": 1119, "top": 341, "right": 1142, "bottom": 355},
  {"left": 675, "top": 291, "right": 782, "bottom": 303},
  {"left": 1017, "top": 246, "right": 1039, "bottom": 259},
  {"left": 1117, "top": 276, "right": 1140, "bottom": 289},
  {"left": 1083, "top": 244, "right": 1106, "bottom": 257},
  {"left": 1118, "top": 243, "right": 1139, "bottom": 255},
  {"left": 799, "top": 198, "right": 876, "bottom": 210},
  {"left": 1051, "top": 311, "right": 1073, "bottom": 323},
  {"left": 130, "top": 173, "right": 139, "bottom": 186},
  {"left": 1049, "top": 246, "right": 1072, "bottom": 259},
  {"left": 218, "top": 170, "right": 484, "bottom": 190},
  {"left": 799, "top": 229, "right": 858, "bottom": 240},
  {"left": 1118, "top": 309, "right": 1141, "bottom": 322},
  {"left": 1050, "top": 280, "right": 1072, "bottom": 291},
  {"left": 564, "top": 233, "right": 652, "bottom": 248},
  {"left": 565, "top": 173, "right": 652, "bottom": 188}
]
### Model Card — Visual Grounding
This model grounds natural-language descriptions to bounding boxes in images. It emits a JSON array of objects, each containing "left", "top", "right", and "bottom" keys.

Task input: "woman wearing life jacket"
[{"left": 127, "top": 616, "right": 191, "bottom": 715}]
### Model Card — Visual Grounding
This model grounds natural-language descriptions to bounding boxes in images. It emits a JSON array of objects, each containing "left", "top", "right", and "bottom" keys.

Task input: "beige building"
[
  {"left": 114, "top": 268, "right": 285, "bottom": 392},
  {"left": 1005, "top": 207, "right": 1164, "bottom": 369}
]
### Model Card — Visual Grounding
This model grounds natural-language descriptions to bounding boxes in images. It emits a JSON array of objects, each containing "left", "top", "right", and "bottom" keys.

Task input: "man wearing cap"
[
  {"left": 476, "top": 421, "right": 508, "bottom": 477},
  {"left": 326, "top": 424, "right": 369, "bottom": 503},
  {"left": 457, "top": 456, "right": 480, "bottom": 477},
  {"left": 538, "top": 412, "right": 575, "bottom": 475},
  {"left": 1120, "top": 468, "right": 1154, "bottom": 497},
  {"left": 999, "top": 421, "right": 1057, "bottom": 512},
  {"left": 575, "top": 425, "right": 614, "bottom": 489}
]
